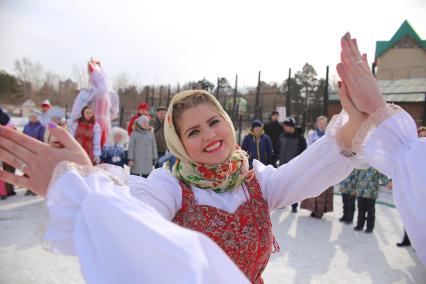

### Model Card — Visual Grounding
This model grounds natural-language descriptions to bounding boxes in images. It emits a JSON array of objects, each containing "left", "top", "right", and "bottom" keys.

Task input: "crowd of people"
[{"left": 1, "top": 97, "right": 415, "bottom": 250}]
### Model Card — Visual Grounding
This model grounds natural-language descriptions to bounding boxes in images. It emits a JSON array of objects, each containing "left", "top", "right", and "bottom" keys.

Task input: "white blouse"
[{"left": 42, "top": 105, "right": 426, "bottom": 283}]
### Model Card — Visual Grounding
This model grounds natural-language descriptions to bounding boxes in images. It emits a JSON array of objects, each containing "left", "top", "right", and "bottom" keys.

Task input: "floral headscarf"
[{"left": 164, "top": 90, "right": 249, "bottom": 193}]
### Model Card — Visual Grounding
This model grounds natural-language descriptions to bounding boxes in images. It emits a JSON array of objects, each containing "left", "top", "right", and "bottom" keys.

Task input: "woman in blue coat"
[{"left": 241, "top": 120, "right": 273, "bottom": 169}]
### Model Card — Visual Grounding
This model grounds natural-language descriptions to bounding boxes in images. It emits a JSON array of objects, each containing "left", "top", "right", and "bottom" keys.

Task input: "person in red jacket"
[{"left": 127, "top": 103, "right": 151, "bottom": 135}]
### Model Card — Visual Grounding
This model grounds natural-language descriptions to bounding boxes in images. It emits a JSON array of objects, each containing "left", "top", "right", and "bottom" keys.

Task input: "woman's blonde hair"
[{"left": 172, "top": 92, "right": 220, "bottom": 135}]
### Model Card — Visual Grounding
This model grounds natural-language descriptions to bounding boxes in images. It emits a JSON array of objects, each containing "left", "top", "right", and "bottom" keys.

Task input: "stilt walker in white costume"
[
  {"left": 0, "top": 33, "right": 425, "bottom": 284},
  {"left": 71, "top": 58, "right": 119, "bottom": 147}
]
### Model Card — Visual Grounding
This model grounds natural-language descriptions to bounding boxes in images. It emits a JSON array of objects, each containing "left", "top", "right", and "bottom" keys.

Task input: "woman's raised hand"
[
  {"left": 0, "top": 123, "right": 92, "bottom": 197},
  {"left": 336, "top": 32, "right": 386, "bottom": 115}
]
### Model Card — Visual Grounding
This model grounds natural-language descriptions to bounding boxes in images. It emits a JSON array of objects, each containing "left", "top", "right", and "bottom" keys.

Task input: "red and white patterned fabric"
[{"left": 173, "top": 171, "right": 274, "bottom": 283}]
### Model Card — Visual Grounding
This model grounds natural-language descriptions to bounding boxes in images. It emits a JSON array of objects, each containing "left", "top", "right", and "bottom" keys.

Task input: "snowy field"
[{"left": 0, "top": 188, "right": 424, "bottom": 284}]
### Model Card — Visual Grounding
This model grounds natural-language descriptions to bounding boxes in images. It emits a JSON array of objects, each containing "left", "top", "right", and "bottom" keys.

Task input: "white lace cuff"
[
  {"left": 326, "top": 104, "right": 403, "bottom": 157},
  {"left": 49, "top": 161, "right": 128, "bottom": 189}
]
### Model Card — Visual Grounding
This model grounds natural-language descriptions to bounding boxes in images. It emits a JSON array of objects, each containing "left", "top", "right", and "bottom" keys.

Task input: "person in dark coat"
[
  {"left": 241, "top": 120, "right": 273, "bottom": 169},
  {"left": 276, "top": 116, "right": 307, "bottom": 213},
  {"left": 150, "top": 106, "right": 168, "bottom": 168},
  {"left": 263, "top": 111, "right": 282, "bottom": 167}
]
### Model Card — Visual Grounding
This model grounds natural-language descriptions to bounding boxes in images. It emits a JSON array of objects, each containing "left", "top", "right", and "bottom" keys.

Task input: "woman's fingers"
[
  {"left": 0, "top": 169, "right": 32, "bottom": 190},
  {"left": 0, "top": 148, "right": 32, "bottom": 175},
  {"left": 338, "top": 81, "right": 357, "bottom": 115},
  {"left": 0, "top": 136, "right": 37, "bottom": 163},
  {"left": 0, "top": 126, "right": 45, "bottom": 154},
  {"left": 47, "top": 123, "right": 83, "bottom": 151}
]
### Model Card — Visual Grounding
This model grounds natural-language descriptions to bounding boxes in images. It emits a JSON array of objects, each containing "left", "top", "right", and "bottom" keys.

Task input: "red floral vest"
[
  {"left": 75, "top": 120, "right": 95, "bottom": 162},
  {"left": 173, "top": 172, "right": 275, "bottom": 283}
]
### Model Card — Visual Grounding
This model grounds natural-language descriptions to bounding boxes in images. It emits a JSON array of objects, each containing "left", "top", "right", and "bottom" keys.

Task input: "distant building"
[
  {"left": 328, "top": 20, "right": 426, "bottom": 126},
  {"left": 374, "top": 20, "right": 426, "bottom": 80}
]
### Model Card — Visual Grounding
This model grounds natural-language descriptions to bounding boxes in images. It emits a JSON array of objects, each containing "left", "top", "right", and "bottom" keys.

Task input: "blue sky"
[{"left": 0, "top": 0, "right": 425, "bottom": 88}]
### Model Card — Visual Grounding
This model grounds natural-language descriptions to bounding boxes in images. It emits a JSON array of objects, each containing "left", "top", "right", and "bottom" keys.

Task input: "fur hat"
[
  {"left": 283, "top": 116, "right": 296, "bottom": 127},
  {"left": 108, "top": 127, "right": 129, "bottom": 146}
]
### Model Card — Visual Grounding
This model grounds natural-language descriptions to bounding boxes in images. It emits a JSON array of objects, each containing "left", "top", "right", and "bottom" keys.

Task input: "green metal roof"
[{"left": 375, "top": 20, "right": 426, "bottom": 59}]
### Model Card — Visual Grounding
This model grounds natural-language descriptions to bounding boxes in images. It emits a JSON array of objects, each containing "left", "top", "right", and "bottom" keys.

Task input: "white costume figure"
[{"left": 70, "top": 58, "right": 119, "bottom": 146}]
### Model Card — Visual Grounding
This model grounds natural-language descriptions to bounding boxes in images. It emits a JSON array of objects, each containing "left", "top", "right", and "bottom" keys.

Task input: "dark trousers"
[
  {"left": 342, "top": 193, "right": 356, "bottom": 222},
  {"left": 131, "top": 173, "right": 149, "bottom": 178},
  {"left": 3, "top": 163, "right": 16, "bottom": 195},
  {"left": 356, "top": 197, "right": 376, "bottom": 230},
  {"left": 155, "top": 152, "right": 166, "bottom": 169}
]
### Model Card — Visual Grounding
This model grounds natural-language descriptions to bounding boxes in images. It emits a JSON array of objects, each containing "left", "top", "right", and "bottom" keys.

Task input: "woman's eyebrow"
[{"left": 184, "top": 115, "right": 220, "bottom": 136}]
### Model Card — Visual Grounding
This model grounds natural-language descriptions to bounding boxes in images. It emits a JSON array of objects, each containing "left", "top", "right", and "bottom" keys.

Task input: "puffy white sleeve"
[
  {"left": 43, "top": 162, "right": 249, "bottom": 284},
  {"left": 362, "top": 108, "right": 426, "bottom": 265},
  {"left": 254, "top": 134, "right": 354, "bottom": 211},
  {"left": 70, "top": 89, "right": 95, "bottom": 122},
  {"left": 93, "top": 123, "right": 102, "bottom": 157},
  {"left": 109, "top": 90, "right": 120, "bottom": 120},
  {"left": 69, "top": 122, "right": 77, "bottom": 138}
]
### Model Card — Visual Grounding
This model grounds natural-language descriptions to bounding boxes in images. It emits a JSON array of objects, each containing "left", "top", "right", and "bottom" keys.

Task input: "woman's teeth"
[{"left": 204, "top": 141, "right": 221, "bottom": 152}]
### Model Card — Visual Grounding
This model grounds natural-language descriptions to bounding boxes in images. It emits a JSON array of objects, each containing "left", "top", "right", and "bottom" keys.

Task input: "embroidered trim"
[
  {"left": 326, "top": 104, "right": 402, "bottom": 157},
  {"left": 351, "top": 104, "right": 402, "bottom": 153},
  {"left": 49, "top": 161, "right": 128, "bottom": 190}
]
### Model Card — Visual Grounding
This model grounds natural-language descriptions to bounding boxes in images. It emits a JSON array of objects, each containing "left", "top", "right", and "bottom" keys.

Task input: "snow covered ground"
[{"left": 0, "top": 188, "right": 425, "bottom": 284}]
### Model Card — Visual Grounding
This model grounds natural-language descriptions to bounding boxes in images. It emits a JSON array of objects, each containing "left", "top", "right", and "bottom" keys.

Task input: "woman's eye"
[
  {"left": 188, "top": 130, "right": 199, "bottom": 137},
  {"left": 210, "top": 119, "right": 220, "bottom": 127}
]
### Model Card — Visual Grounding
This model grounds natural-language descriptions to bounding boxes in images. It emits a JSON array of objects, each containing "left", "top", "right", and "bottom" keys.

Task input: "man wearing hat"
[
  {"left": 127, "top": 103, "right": 151, "bottom": 136},
  {"left": 150, "top": 106, "right": 168, "bottom": 167},
  {"left": 40, "top": 99, "right": 52, "bottom": 127},
  {"left": 276, "top": 116, "right": 307, "bottom": 212},
  {"left": 241, "top": 119, "right": 273, "bottom": 169},
  {"left": 264, "top": 111, "right": 282, "bottom": 167}
]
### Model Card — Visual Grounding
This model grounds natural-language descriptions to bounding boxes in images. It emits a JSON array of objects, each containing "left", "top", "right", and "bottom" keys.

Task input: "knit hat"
[
  {"left": 135, "top": 115, "right": 150, "bottom": 128},
  {"left": 41, "top": 99, "right": 51, "bottom": 108},
  {"left": 29, "top": 109, "right": 41, "bottom": 118},
  {"left": 48, "top": 106, "right": 66, "bottom": 121},
  {"left": 283, "top": 116, "right": 296, "bottom": 127},
  {"left": 251, "top": 119, "right": 262, "bottom": 129},
  {"left": 157, "top": 106, "right": 167, "bottom": 112},
  {"left": 138, "top": 103, "right": 149, "bottom": 111}
]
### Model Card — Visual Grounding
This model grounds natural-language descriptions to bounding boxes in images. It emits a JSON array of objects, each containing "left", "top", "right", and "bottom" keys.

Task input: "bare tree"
[
  {"left": 72, "top": 64, "right": 89, "bottom": 89},
  {"left": 14, "top": 57, "right": 44, "bottom": 91},
  {"left": 113, "top": 72, "right": 131, "bottom": 92}
]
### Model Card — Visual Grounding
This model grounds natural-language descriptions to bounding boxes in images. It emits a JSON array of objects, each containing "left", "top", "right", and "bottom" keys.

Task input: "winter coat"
[
  {"left": 128, "top": 126, "right": 158, "bottom": 175},
  {"left": 353, "top": 167, "right": 390, "bottom": 200},
  {"left": 0, "top": 108, "right": 10, "bottom": 126},
  {"left": 23, "top": 121, "right": 45, "bottom": 142},
  {"left": 241, "top": 129, "right": 273, "bottom": 168},
  {"left": 276, "top": 131, "right": 307, "bottom": 165},
  {"left": 101, "top": 144, "right": 128, "bottom": 168},
  {"left": 339, "top": 169, "right": 358, "bottom": 196},
  {"left": 150, "top": 116, "right": 167, "bottom": 153}
]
